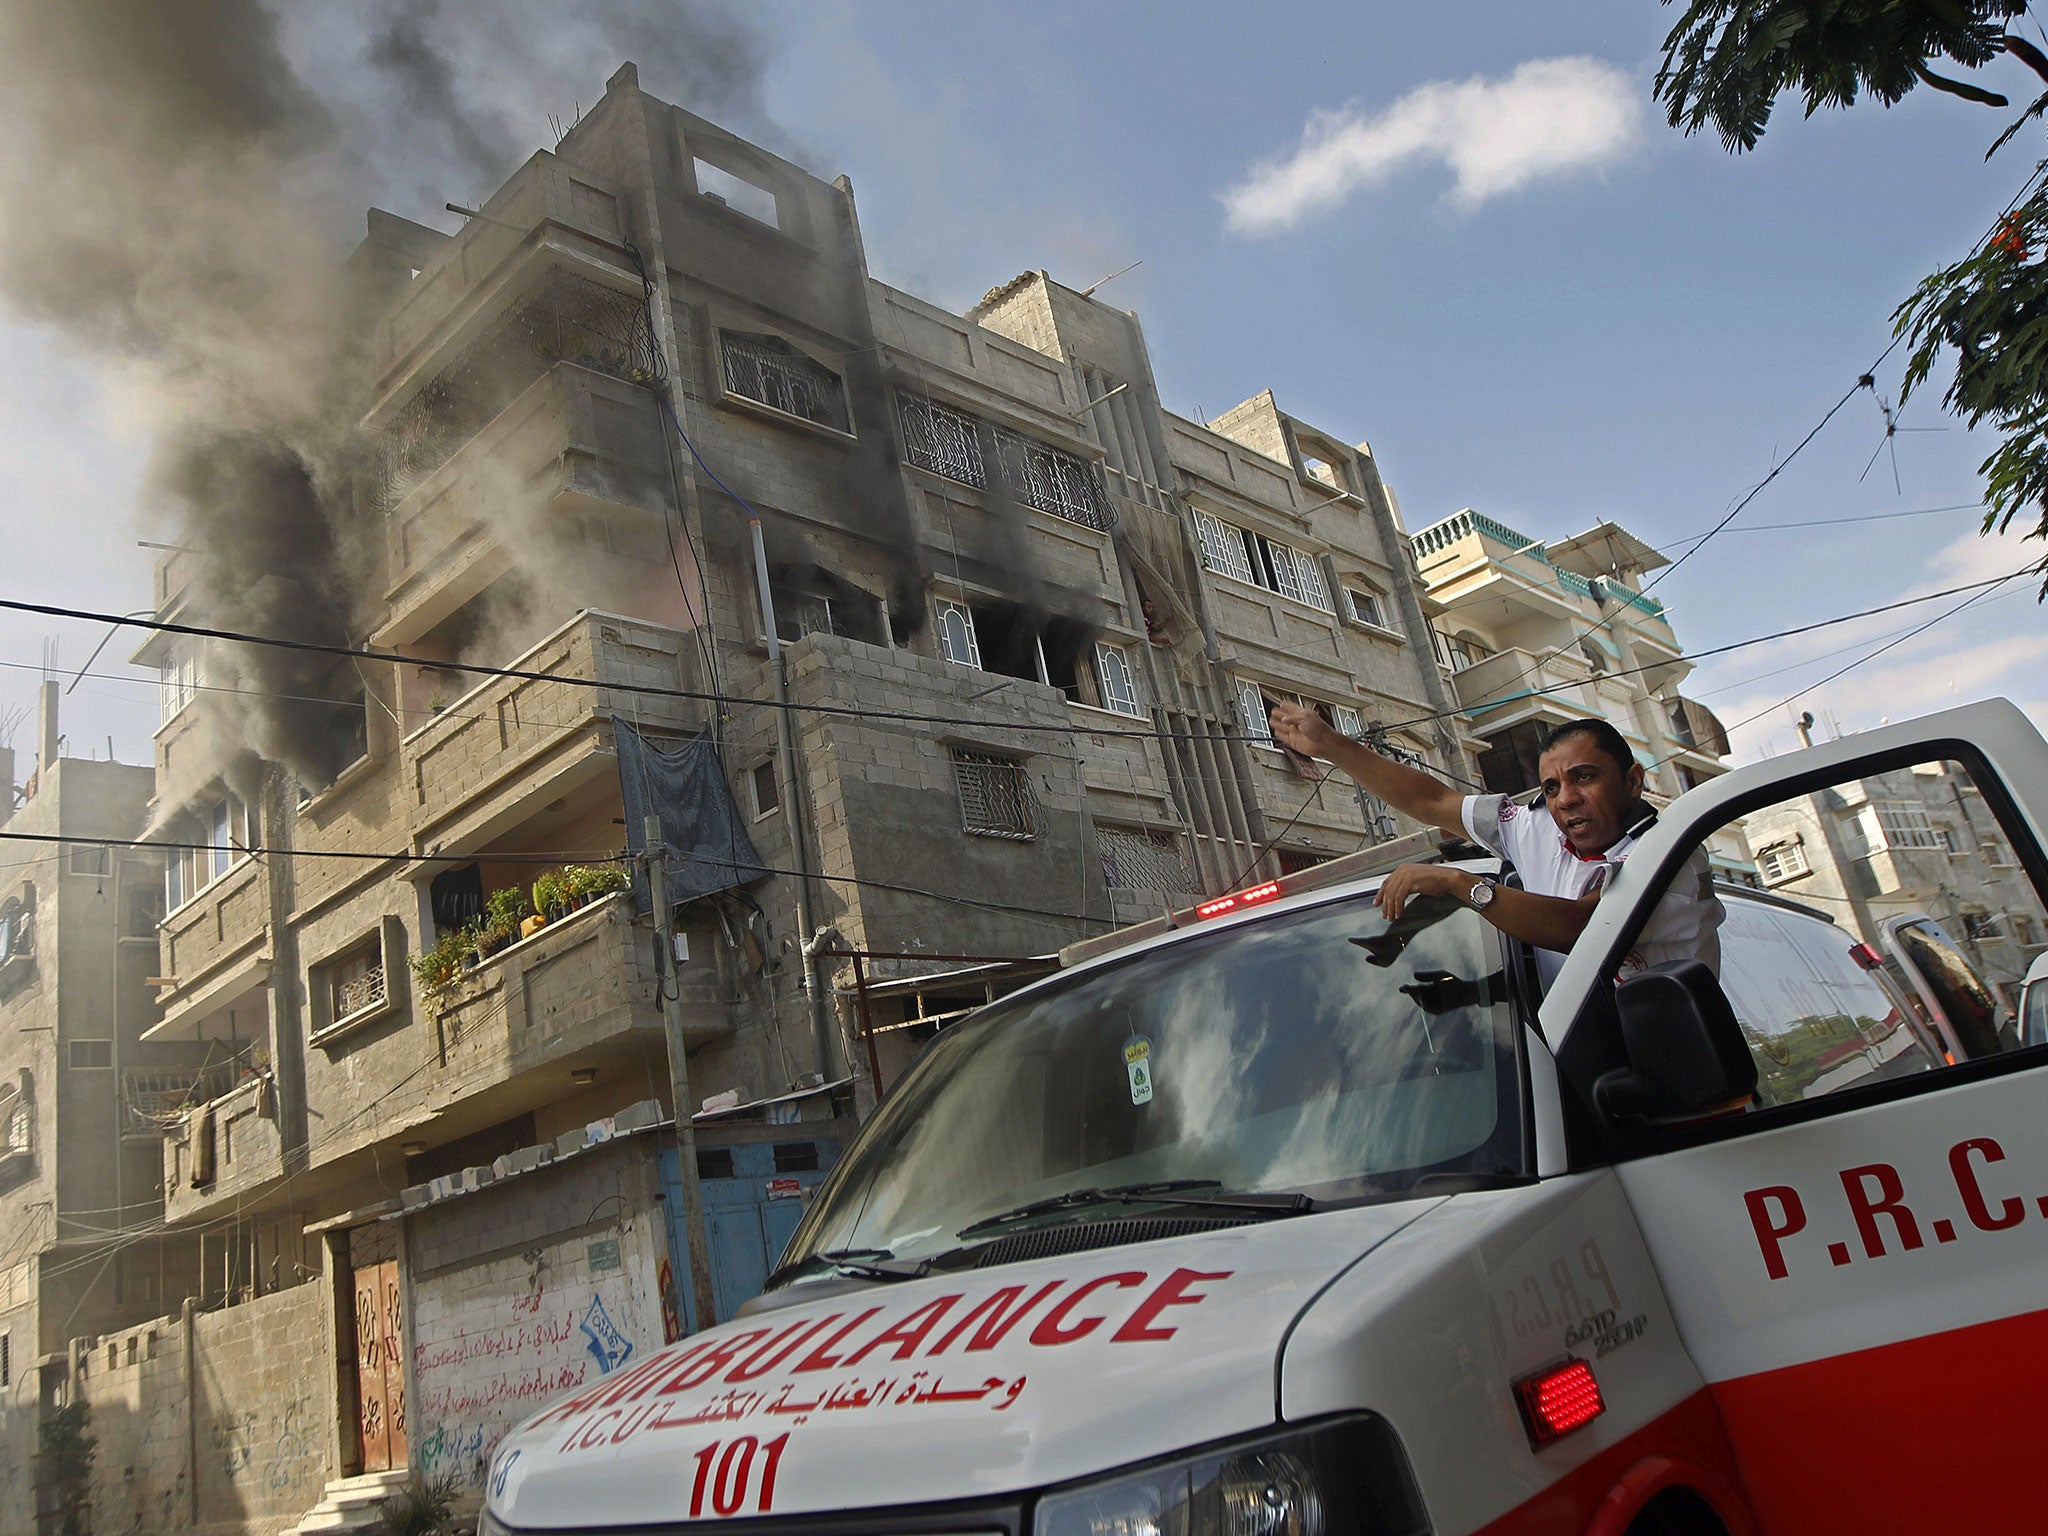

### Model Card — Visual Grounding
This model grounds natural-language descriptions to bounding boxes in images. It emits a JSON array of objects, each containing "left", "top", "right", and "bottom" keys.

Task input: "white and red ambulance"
[{"left": 479, "top": 700, "right": 2048, "bottom": 1535}]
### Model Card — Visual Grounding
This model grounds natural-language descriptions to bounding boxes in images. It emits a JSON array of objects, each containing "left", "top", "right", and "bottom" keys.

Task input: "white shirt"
[{"left": 1461, "top": 793, "right": 1724, "bottom": 988}]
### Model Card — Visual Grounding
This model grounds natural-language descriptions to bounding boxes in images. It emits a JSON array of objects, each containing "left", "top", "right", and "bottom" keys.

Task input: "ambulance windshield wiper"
[
  {"left": 958, "top": 1180, "right": 1312, "bottom": 1240},
  {"left": 763, "top": 1247, "right": 928, "bottom": 1289}
]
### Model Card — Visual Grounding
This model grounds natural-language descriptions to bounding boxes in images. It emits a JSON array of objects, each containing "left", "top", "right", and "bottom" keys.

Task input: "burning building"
[{"left": 10, "top": 60, "right": 1469, "bottom": 1528}]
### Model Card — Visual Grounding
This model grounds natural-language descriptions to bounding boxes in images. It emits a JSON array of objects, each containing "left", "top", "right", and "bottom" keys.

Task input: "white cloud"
[{"left": 1222, "top": 57, "right": 1644, "bottom": 234}]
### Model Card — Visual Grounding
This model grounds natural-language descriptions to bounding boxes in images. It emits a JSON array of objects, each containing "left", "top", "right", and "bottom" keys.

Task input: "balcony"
[
  {"left": 1448, "top": 647, "right": 1602, "bottom": 730},
  {"left": 152, "top": 858, "right": 269, "bottom": 1042},
  {"left": 371, "top": 153, "right": 641, "bottom": 393},
  {"left": 414, "top": 891, "right": 712, "bottom": 1118},
  {"left": 162, "top": 1073, "right": 284, "bottom": 1226},
  {"left": 378, "top": 359, "right": 674, "bottom": 643},
  {"left": 400, "top": 610, "right": 708, "bottom": 856}
]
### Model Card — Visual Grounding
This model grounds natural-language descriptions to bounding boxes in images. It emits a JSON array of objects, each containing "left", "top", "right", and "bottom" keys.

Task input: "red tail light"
[
  {"left": 1513, "top": 1358, "right": 1604, "bottom": 1448},
  {"left": 1194, "top": 881, "right": 1282, "bottom": 921},
  {"left": 1849, "top": 942, "right": 1885, "bottom": 971}
]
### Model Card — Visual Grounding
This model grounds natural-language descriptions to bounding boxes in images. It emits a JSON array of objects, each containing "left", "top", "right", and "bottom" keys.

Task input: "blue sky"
[{"left": 2, "top": 0, "right": 2043, "bottom": 771}]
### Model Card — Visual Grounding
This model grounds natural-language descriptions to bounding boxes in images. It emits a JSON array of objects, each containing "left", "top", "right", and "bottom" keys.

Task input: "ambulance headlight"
[{"left": 1033, "top": 1419, "right": 1419, "bottom": 1536}]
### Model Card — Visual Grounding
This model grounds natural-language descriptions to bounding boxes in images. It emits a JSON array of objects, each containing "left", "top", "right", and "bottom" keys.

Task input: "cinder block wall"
[
  {"left": 406, "top": 1137, "right": 666, "bottom": 1503},
  {"left": 62, "top": 1281, "right": 328, "bottom": 1536}
]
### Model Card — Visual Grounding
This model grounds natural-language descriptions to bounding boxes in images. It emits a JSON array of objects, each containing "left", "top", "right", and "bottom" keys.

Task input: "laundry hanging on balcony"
[{"left": 615, "top": 720, "right": 772, "bottom": 911}]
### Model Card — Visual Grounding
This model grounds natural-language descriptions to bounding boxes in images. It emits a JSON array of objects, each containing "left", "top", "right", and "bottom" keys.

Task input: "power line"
[
  {"left": 0, "top": 827, "right": 1121, "bottom": 930},
  {"left": 1450, "top": 156, "right": 2048, "bottom": 721},
  {"left": 1377, "top": 568, "right": 2031, "bottom": 737},
  {"left": 1656, "top": 572, "right": 2025, "bottom": 768},
  {"left": 10, "top": 563, "right": 2033, "bottom": 767},
  {"left": 1659, "top": 499, "right": 1991, "bottom": 553}
]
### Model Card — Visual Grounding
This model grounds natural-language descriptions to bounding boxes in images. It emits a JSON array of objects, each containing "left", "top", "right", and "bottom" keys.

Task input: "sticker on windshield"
[{"left": 1124, "top": 1035, "right": 1154, "bottom": 1105}]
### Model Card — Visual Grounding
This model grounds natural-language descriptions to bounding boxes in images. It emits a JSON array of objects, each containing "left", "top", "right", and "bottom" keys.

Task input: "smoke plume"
[{"left": 0, "top": 0, "right": 777, "bottom": 795}]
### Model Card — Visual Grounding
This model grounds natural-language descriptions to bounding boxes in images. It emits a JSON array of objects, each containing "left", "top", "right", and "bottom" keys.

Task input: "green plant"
[
  {"left": 484, "top": 885, "right": 533, "bottom": 936},
  {"left": 381, "top": 1473, "right": 461, "bottom": 1536},
  {"left": 532, "top": 869, "right": 569, "bottom": 916},
  {"left": 39, "top": 1401, "right": 95, "bottom": 1536},
  {"left": 565, "top": 863, "right": 630, "bottom": 901},
  {"left": 408, "top": 928, "right": 470, "bottom": 991}
]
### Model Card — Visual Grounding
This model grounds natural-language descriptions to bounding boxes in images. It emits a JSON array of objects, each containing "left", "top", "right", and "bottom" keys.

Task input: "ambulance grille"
[{"left": 971, "top": 1215, "right": 1254, "bottom": 1267}]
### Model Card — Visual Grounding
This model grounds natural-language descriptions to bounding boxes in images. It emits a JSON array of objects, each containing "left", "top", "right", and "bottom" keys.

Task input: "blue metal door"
[{"left": 658, "top": 1135, "right": 840, "bottom": 1332}]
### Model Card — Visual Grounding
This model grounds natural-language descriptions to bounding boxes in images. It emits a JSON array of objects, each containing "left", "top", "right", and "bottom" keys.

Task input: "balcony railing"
[
  {"left": 419, "top": 891, "right": 719, "bottom": 1114},
  {"left": 402, "top": 611, "right": 707, "bottom": 850},
  {"left": 162, "top": 1074, "right": 282, "bottom": 1225},
  {"left": 1447, "top": 647, "right": 1601, "bottom": 720},
  {"left": 157, "top": 857, "right": 267, "bottom": 1022}
]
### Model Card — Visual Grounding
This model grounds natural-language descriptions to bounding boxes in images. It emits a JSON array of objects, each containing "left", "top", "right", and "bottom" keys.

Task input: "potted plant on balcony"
[
  {"left": 409, "top": 928, "right": 470, "bottom": 993},
  {"left": 564, "top": 863, "right": 630, "bottom": 909},
  {"left": 476, "top": 888, "right": 529, "bottom": 961},
  {"left": 533, "top": 869, "right": 570, "bottom": 925}
]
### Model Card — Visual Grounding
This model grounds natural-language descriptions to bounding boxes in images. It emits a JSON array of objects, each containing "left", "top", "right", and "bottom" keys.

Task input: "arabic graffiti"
[{"left": 416, "top": 1277, "right": 649, "bottom": 1489}]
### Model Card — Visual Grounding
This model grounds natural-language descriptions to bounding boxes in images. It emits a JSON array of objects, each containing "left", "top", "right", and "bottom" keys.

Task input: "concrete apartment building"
[
  {"left": 44, "top": 64, "right": 1474, "bottom": 1528},
  {"left": 1410, "top": 510, "right": 1746, "bottom": 873},
  {"left": 0, "top": 686, "right": 209, "bottom": 1527},
  {"left": 1742, "top": 750, "right": 2048, "bottom": 1003}
]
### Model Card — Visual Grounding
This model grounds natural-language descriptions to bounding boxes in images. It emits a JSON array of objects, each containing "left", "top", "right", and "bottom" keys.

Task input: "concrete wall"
[
  {"left": 48, "top": 1283, "right": 328, "bottom": 1536},
  {"left": 406, "top": 1136, "right": 666, "bottom": 1497}
]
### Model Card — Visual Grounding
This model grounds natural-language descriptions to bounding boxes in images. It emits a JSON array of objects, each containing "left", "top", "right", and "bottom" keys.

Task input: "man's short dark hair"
[{"left": 1540, "top": 718, "right": 1635, "bottom": 778}]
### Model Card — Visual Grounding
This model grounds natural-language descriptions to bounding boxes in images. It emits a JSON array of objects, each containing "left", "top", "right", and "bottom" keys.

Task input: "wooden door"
[{"left": 353, "top": 1259, "right": 407, "bottom": 1473}]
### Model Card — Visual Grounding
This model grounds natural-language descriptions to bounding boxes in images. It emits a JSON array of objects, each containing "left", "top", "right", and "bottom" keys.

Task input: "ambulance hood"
[{"left": 486, "top": 1201, "right": 1440, "bottom": 1527}]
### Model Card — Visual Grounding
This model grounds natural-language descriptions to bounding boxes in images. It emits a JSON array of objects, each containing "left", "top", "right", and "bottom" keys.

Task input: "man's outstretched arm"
[{"left": 1270, "top": 701, "right": 1465, "bottom": 837}]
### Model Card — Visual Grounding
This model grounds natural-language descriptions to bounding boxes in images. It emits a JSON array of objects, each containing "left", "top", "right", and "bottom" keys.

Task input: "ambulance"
[{"left": 479, "top": 700, "right": 2048, "bottom": 1535}]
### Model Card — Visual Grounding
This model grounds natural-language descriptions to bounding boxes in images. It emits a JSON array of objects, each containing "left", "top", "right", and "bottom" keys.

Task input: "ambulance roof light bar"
[{"left": 1193, "top": 881, "right": 1282, "bottom": 920}]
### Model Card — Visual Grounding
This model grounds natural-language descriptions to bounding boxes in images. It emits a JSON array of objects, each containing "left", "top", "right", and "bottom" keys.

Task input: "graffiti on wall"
[{"left": 415, "top": 1286, "right": 640, "bottom": 1489}]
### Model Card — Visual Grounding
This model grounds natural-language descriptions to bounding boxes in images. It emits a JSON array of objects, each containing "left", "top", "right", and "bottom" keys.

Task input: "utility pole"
[{"left": 644, "top": 816, "right": 719, "bottom": 1332}]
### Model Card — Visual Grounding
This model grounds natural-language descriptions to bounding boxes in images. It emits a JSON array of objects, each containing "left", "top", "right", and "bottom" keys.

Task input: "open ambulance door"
[{"left": 1540, "top": 700, "right": 2048, "bottom": 1533}]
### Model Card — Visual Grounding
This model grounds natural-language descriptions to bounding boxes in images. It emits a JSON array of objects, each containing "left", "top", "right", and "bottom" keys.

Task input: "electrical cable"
[
  {"left": 12, "top": 562, "right": 2030, "bottom": 758},
  {"left": 0, "top": 827, "right": 1121, "bottom": 930},
  {"left": 1651, "top": 572, "right": 2025, "bottom": 770},
  {"left": 1449, "top": 156, "right": 2048, "bottom": 722}
]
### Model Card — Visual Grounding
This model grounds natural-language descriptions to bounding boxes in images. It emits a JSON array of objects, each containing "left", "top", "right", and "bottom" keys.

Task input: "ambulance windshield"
[{"left": 781, "top": 893, "right": 1521, "bottom": 1276}]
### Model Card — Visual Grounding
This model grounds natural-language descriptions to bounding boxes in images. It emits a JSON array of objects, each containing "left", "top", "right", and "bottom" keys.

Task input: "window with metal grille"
[
  {"left": 1194, "top": 511, "right": 1255, "bottom": 584},
  {"left": 1758, "top": 841, "right": 1810, "bottom": 884},
  {"left": 1873, "top": 800, "right": 1944, "bottom": 852},
  {"left": 1096, "top": 825, "right": 1191, "bottom": 893},
  {"left": 772, "top": 1141, "right": 820, "bottom": 1173},
  {"left": 719, "top": 331, "right": 851, "bottom": 433},
  {"left": 1193, "top": 514, "right": 1329, "bottom": 610},
  {"left": 934, "top": 599, "right": 981, "bottom": 668},
  {"left": 1093, "top": 644, "right": 1143, "bottom": 717},
  {"left": 990, "top": 428, "right": 1112, "bottom": 529},
  {"left": 329, "top": 943, "right": 388, "bottom": 1027},
  {"left": 1235, "top": 680, "right": 1276, "bottom": 745},
  {"left": 0, "top": 1086, "right": 27, "bottom": 1160},
  {"left": 953, "top": 749, "right": 1036, "bottom": 839},
  {"left": 899, "top": 392, "right": 987, "bottom": 486}
]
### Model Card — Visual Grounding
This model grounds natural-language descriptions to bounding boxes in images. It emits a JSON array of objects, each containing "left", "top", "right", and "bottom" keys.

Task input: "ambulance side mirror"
[{"left": 1594, "top": 960, "right": 1758, "bottom": 1125}]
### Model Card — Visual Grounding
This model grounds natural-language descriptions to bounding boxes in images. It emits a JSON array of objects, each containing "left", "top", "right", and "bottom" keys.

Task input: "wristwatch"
[{"left": 1467, "top": 875, "right": 1497, "bottom": 912}]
